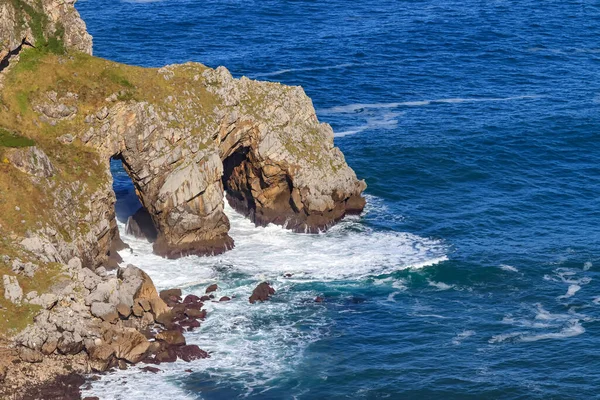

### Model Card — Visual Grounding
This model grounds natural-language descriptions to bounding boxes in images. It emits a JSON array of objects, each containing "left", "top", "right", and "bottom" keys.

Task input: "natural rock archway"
[{"left": 76, "top": 65, "right": 366, "bottom": 259}]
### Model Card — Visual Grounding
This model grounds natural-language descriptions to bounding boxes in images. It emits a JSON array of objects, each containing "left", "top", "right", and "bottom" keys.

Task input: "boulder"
[
  {"left": 57, "top": 332, "right": 84, "bottom": 355},
  {"left": 3, "top": 275, "right": 23, "bottom": 303},
  {"left": 219, "top": 296, "right": 231, "bottom": 302},
  {"left": 176, "top": 345, "right": 209, "bottom": 362},
  {"left": 156, "top": 330, "right": 186, "bottom": 346},
  {"left": 160, "top": 288, "right": 182, "bottom": 303},
  {"left": 249, "top": 282, "right": 276, "bottom": 304},
  {"left": 90, "top": 302, "right": 119, "bottom": 323},
  {"left": 184, "top": 294, "right": 201, "bottom": 304},
  {"left": 88, "top": 344, "right": 116, "bottom": 372},
  {"left": 155, "top": 347, "right": 177, "bottom": 363},
  {"left": 205, "top": 284, "right": 218, "bottom": 294},
  {"left": 184, "top": 308, "right": 204, "bottom": 318},
  {"left": 111, "top": 329, "right": 152, "bottom": 363},
  {"left": 5, "top": 146, "right": 55, "bottom": 178},
  {"left": 117, "top": 303, "right": 132, "bottom": 318},
  {"left": 19, "top": 347, "right": 44, "bottom": 363}
]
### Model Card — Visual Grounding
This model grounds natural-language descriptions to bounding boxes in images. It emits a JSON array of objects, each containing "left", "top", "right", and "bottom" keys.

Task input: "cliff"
[{"left": 0, "top": 0, "right": 365, "bottom": 396}]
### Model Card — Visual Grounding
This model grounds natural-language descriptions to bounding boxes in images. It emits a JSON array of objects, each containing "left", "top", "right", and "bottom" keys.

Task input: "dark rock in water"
[
  {"left": 180, "top": 318, "right": 201, "bottom": 330},
  {"left": 20, "top": 373, "right": 86, "bottom": 400},
  {"left": 219, "top": 296, "right": 231, "bottom": 302},
  {"left": 141, "top": 366, "right": 161, "bottom": 374},
  {"left": 83, "top": 397, "right": 100, "bottom": 400},
  {"left": 184, "top": 301, "right": 204, "bottom": 310},
  {"left": 185, "top": 369, "right": 193, "bottom": 373},
  {"left": 184, "top": 308, "right": 204, "bottom": 318},
  {"left": 156, "top": 330, "right": 186, "bottom": 346},
  {"left": 155, "top": 348, "right": 177, "bottom": 363},
  {"left": 176, "top": 345, "right": 209, "bottom": 362},
  {"left": 205, "top": 284, "right": 218, "bottom": 294},
  {"left": 126, "top": 207, "right": 158, "bottom": 242},
  {"left": 315, "top": 296, "right": 324, "bottom": 303},
  {"left": 284, "top": 273, "right": 293, "bottom": 278},
  {"left": 183, "top": 294, "right": 201, "bottom": 304},
  {"left": 160, "top": 288, "right": 182, "bottom": 302},
  {"left": 249, "top": 282, "right": 276, "bottom": 304},
  {"left": 200, "top": 295, "right": 210, "bottom": 302}
]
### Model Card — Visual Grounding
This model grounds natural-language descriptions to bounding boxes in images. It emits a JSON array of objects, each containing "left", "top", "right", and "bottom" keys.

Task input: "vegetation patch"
[{"left": 0, "top": 128, "right": 35, "bottom": 148}]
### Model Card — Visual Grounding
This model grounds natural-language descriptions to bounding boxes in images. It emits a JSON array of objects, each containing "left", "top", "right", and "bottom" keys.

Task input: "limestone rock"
[
  {"left": 3, "top": 275, "right": 23, "bottom": 303},
  {"left": 90, "top": 302, "right": 118, "bottom": 323},
  {"left": 156, "top": 330, "right": 186, "bottom": 347},
  {"left": 19, "top": 347, "right": 44, "bottom": 363},
  {"left": 110, "top": 329, "right": 151, "bottom": 363},
  {"left": 0, "top": 0, "right": 92, "bottom": 55},
  {"left": 5, "top": 146, "right": 55, "bottom": 178}
]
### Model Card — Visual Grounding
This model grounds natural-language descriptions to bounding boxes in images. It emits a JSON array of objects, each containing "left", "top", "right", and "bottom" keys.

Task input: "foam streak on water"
[{"left": 84, "top": 199, "right": 447, "bottom": 399}]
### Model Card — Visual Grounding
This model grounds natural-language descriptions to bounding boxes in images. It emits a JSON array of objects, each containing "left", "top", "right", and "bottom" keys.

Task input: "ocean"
[{"left": 76, "top": 0, "right": 600, "bottom": 398}]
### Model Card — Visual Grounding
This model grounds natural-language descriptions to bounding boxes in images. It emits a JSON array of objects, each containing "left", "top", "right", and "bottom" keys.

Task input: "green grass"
[{"left": 0, "top": 128, "right": 34, "bottom": 148}]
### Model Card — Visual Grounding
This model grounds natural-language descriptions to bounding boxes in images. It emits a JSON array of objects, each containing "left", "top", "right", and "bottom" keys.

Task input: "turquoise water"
[{"left": 78, "top": 0, "right": 600, "bottom": 398}]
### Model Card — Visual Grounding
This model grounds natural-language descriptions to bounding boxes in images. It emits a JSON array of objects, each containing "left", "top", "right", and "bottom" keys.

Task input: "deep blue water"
[{"left": 78, "top": 0, "right": 600, "bottom": 398}]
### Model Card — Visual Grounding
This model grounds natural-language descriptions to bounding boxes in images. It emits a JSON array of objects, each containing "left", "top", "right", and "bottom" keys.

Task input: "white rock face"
[{"left": 3, "top": 275, "right": 23, "bottom": 304}]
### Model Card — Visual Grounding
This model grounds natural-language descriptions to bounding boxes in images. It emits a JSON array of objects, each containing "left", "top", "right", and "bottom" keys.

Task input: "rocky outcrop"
[
  {"left": 79, "top": 65, "right": 365, "bottom": 258},
  {"left": 0, "top": 0, "right": 365, "bottom": 395},
  {"left": 5, "top": 146, "right": 55, "bottom": 178},
  {"left": 0, "top": 0, "right": 92, "bottom": 55},
  {"left": 249, "top": 282, "right": 276, "bottom": 304}
]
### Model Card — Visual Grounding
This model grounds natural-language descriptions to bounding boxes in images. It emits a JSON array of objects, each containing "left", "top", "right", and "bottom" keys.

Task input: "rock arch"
[{"left": 80, "top": 65, "right": 366, "bottom": 260}]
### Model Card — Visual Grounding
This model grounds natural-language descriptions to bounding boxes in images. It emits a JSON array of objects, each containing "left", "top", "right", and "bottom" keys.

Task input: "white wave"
[
  {"left": 559, "top": 284, "right": 581, "bottom": 299},
  {"left": 519, "top": 321, "right": 585, "bottom": 342},
  {"left": 320, "top": 95, "right": 542, "bottom": 115},
  {"left": 387, "top": 291, "right": 401, "bottom": 302},
  {"left": 583, "top": 261, "right": 593, "bottom": 271},
  {"left": 492, "top": 304, "right": 588, "bottom": 345},
  {"left": 593, "top": 297, "right": 600, "bottom": 305},
  {"left": 118, "top": 199, "right": 447, "bottom": 288},
  {"left": 488, "top": 331, "right": 525, "bottom": 344},
  {"left": 428, "top": 281, "right": 454, "bottom": 291},
  {"left": 250, "top": 63, "right": 355, "bottom": 78},
  {"left": 333, "top": 112, "right": 402, "bottom": 137},
  {"left": 499, "top": 264, "right": 519, "bottom": 273},
  {"left": 452, "top": 330, "right": 475, "bottom": 345},
  {"left": 86, "top": 196, "right": 446, "bottom": 398}
]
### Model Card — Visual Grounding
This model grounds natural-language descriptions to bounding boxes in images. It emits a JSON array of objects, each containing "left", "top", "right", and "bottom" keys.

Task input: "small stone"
[{"left": 219, "top": 296, "right": 231, "bottom": 302}]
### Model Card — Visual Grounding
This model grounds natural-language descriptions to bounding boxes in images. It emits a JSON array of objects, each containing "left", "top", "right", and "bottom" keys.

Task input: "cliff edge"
[{"left": 0, "top": 0, "right": 365, "bottom": 396}]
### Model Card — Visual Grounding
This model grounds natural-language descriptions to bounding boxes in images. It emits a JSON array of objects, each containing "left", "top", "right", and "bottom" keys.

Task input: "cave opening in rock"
[
  {"left": 221, "top": 146, "right": 259, "bottom": 221},
  {"left": 110, "top": 155, "right": 158, "bottom": 243},
  {"left": 221, "top": 146, "right": 302, "bottom": 230}
]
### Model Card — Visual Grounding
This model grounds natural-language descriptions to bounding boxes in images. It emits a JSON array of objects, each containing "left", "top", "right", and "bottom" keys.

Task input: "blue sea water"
[{"left": 76, "top": 0, "right": 600, "bottom": 398}]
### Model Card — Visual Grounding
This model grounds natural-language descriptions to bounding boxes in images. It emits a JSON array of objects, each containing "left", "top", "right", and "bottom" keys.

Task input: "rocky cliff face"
[
  {"left": 0, "top": 0, "right": 92, "bottom": 55},
  {"left": 0, "top": 0, "right": 365, "bottom": 394},
  {"left": 82, "top": 64, "right": 366, "bottom": 257}
]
